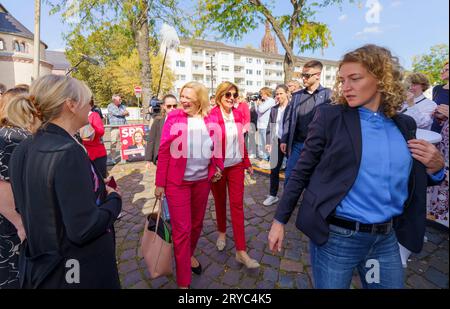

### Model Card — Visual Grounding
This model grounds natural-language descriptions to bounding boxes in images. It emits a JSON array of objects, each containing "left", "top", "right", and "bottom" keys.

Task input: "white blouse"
[
  {"left": 184, "top": 117, "right": 213, "bottom": 181},
  {"left": 221, "top": 109, "right": 242, "bottom": 168}
]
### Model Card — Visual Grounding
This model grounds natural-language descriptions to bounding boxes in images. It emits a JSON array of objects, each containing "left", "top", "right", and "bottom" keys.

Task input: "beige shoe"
[
  {"left": 235, "top": 253, "right": 260, "bottom": 269},
  {"left": 216, "top": 238, "right": 226, "bottom": 251}
]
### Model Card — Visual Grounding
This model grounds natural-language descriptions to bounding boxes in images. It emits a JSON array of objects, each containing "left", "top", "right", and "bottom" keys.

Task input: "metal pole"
[
  {"left": 156, "top": 47, "right": 168, "bottom": 99},
  {"left": 210, "top": 55, "right": 213, "bottom": 95},
  {"left": 33, "top": 0, "right": 41, "bottom": 80}
]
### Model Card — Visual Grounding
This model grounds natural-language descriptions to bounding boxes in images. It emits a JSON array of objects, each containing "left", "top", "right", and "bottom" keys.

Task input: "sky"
[{"left": 1, "top": 0, "right": 449, "bottom": 69}]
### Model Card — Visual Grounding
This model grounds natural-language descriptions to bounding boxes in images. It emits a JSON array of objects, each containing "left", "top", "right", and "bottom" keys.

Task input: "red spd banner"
[{"left": 120, "top": 125, "right": 149, "bottom": 162}]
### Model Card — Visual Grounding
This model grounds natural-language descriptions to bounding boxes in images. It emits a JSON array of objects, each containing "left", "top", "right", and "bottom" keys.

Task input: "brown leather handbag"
[{"left": 140, "top": 198, "right": 173, "bottom": 279}]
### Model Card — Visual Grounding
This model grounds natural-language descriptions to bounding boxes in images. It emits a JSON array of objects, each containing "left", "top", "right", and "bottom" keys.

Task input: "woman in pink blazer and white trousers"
[
  {"left": 210, "top": 81, "right": 260, "bottom": 269},
  {"left": 154, "top": 82, "right": 223, "bottom": 288}
]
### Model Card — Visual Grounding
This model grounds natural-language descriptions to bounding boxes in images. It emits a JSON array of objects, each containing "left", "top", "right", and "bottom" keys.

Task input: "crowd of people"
[{"left": 0, "top": 44, "right": 448, "bottom": 289}]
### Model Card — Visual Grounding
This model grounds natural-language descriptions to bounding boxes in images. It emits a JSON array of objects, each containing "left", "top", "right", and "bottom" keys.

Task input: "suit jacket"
[
  {"left": 209, "top": 106, "right": 251, "bottom": 169},
  {"left": 145, "top": 116, "right": 165, "bottom": 164},
  {"left": 275, "top": 104, "right": 440, "bottom": 253},
  {"left": 155, "top": 109, "right": 224, "bottom": 187},
  {"left": 9, "top": 123, "right": 122, "bottom": 288},
  {"left": 281, "top": 85, "right": 332, "bottom": 156}
]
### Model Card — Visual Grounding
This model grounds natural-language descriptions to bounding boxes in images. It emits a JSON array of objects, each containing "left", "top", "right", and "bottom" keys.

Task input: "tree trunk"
[
  {"left": 135, "top": 9, "right": 151, "bottom": 107},
  {"left": 283, "top": 53, "right": 294, "bottom": 84}
]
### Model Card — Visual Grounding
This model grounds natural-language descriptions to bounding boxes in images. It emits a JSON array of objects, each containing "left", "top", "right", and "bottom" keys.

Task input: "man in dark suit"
[
  {"left": 144, "top": 94, "right": 178, "bottom": 168},
  {"left": 280, "top": 60, "right": 332, "bottom": 183}
]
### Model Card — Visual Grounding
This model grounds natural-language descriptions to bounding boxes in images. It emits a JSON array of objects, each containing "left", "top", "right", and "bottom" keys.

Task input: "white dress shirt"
[{"left": 402, "top": 94, "right": 437, "bottom": 130}]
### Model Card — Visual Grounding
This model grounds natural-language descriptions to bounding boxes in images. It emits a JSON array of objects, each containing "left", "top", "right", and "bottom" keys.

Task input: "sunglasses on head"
[
  {"left": 301, "top": 72, "right": 320, "bottom": 79},
  {"left": 225, "top": 92, "right": 239, "bottom": 99}
]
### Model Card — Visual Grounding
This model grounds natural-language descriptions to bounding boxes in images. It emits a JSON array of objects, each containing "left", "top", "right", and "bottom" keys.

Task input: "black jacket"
[
  {"left": 9, "top": 123, "right": 122, "bottom": 288},
  {"left": 145, "top": 116, "right": 165, "bottom": 164},
  {"left": 274, "top": 104, "right": 440, "bottom": 253},
  {"left": 281, "top": 85, "right": 332, "bottom": 156}
]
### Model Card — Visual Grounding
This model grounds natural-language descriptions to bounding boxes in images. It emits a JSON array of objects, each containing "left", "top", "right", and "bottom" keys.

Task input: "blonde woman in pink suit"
[
  {"left": 154, "top": 82, "right": 223, "bottom": 289},
  {"left": 210, "top": 81, "right": 260, "bottom": 269}
]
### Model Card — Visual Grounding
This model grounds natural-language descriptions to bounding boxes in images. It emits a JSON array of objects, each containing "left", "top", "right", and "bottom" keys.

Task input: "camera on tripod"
[{"left": 148, "top": 96, "right": 162, "bottom": 115}]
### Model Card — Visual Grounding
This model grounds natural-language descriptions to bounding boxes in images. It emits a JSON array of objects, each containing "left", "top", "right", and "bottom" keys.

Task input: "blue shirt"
[{"left": 335, "top": 107, "right": 412, "bottom": 224}]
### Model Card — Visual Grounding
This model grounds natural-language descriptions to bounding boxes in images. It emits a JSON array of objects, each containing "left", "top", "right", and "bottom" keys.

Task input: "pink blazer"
[
  {"left": 210, "top": 106, "right": 251, "bottom": 169},
  {"left": 155, "top": 109, "right": 224, "bottom": 187}
]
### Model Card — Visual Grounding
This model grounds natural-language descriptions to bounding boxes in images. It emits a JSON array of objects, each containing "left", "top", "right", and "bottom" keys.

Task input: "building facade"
[
  {"left": 0, "top": 3, "right": 57, "bottom": 88},
  {"left": 168, "top": 37, "right": 339, "bottom": 96}
]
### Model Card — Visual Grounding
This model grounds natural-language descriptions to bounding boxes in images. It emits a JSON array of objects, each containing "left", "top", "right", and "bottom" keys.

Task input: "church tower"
[{"left": 260, "top": 21, "right": 278, "bottom": 54}]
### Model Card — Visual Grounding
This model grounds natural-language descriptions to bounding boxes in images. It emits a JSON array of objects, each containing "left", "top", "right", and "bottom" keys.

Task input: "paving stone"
[
  {"left": 129, "top": 280, "right": 150, "bottom": 289},
  {"left": 119, "top": 259, "right": 139, "bottom": 274},
  {"left": 222, "top": 269, "right": 242, "bottom": 286},
  {"left": 278, "top": 274, "right": 295, "bottom": 289},
  {"left": 120, "top": 249, "right": 136, "bottom": 261},
  {"left": 428, "top": 257, "right": 449, "bottom": 274},
  {"left": 424, "top": 267, "right": 449, "bottom": 288},
  {"left": 122, "top": 270, "right": 142, "bottom": 288},
  {"left": 263, "top": 268, "right": 278, "bottom": 282},
  {"left": 295, "top": 273, "right": 311, "bottom": 289},
  {"left": 256, "top": 281, "right": 275, "bottom": 289},
  {"left": 280, "top": 259, "right": 303, "bottom": 273},
  {"left": 150, "top": 276, "right": 169, "bottom": 288},
  {"left": 240, "top": 277, "right": 257, "bottom": 289},
  {"left": 407, "top": 274, "right": 438, "bottom": 289},
  {"left": 261, "top": 254, "right": 280, "bottom": 269},
  {"left": 205, "top": 263, "right": 225, "bottom": 280}
]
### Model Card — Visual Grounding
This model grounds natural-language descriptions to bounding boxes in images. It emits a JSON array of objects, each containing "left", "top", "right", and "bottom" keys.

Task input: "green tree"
[
  {"left": 412, "top": 44, "right": 449, "bottom": 86},
  {"left": 107, "top": 49, "right": 175, "bottom": 102},
  {"left": 196, "top": 0, "right": 348, "bottom": 83},
  {"left": 48, "top": 0, "right": 188, "bottom": 105}
]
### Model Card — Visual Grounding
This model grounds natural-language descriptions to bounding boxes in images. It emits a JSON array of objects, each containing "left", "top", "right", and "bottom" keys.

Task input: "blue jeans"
[
  {"left": 310, "top": 224, "right": 404, "bottom": 289},
  {"left": 257, "top": 129, "right": 269, "bottom": 161},
  {"left": 284, "top": 141, "right": 303, "bottom": 185}
]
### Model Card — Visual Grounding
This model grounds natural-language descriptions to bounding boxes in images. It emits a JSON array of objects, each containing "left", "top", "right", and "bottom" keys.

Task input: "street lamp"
[
  {"left": 206, "top": 54, "right": 216, "bottom": 96},
  {"left": 33, "top": 0, "right": 41, "bottom": 81}
]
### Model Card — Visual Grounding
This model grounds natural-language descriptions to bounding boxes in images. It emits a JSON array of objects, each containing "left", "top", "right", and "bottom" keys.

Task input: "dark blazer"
[
  {"left": 9, "top": 123, "right": 122, "bottom": 288},
  {"left": 280, "top": 85, "right": 332, "bottom": 156},
  {"left": 145, "top": 116, "right": 165, "bottom": 164},
  {"left": 274, "top": 104, "right": 440, "bottom": 253}
]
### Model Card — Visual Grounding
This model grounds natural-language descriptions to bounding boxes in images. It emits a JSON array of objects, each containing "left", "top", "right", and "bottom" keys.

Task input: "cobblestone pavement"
[{"left": 111, "top": 161, "right": 449, "bottom": 289}]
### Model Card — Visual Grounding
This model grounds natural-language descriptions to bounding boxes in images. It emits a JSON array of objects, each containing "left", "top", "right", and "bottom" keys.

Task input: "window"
[
  {"left": 257, "top": 81, "right": 262, "bottom": 86},
  {"left": 20, "top": 42, "right": 26, "bottom": 52},
  {"left": 246, "top": 69, "right": 253, "bottom": 75},
  {"left": 276, "top": 61, "right": 282, "bottom": 66},
  {"left": 177, "top": 74, "right": 186, "bottom": 81},
  {"left": 246, "top": 57, "right": 253, "bottom": 64},
  {"left": 222, "top": 65, "right": 230, "bottom": 72},
  {"left": 176, "top": 60, "right": 186, "bottom": 68},
  {"left": 276, "top": 72, "right": 283, "bottom": 77},
  {"left": 193, "top": 50, "right": 201, "bottom": 56},
  {"left": 13, "top": 41, "right": 20, "bottom": 52},
  {"left": 256, "top": 70, "right": 262, "bottom": 76},
  {"left": 0, "top": 39, "right": 4, "bottom": 50},
  {"left": 256, "top": 59, "right": 261, "bottom": 64},
  {"left": 246, "top": 80, "right": 253, "bottom": 86}
]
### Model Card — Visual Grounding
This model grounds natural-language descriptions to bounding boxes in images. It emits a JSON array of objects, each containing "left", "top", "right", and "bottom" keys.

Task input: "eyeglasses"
[
  {"left": 301, "top": 72, "right": 321, "bottom": 79},
  {"left": 165, "top": 104, "right": 177, "bottom": 109},
  {"left": 225, "top": 92, "right": 239, "bottom": 99}
]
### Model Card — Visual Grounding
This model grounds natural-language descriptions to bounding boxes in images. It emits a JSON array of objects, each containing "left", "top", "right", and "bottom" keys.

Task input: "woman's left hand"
[
  {"left": 246, "top": 166, "right": 254, "bottom": 176},
  {"left": 408, "top": 139, "right": 445, "bottom": 174},
  {"left": 212, "top": 168, "right": 222, "bottom": 183}
]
